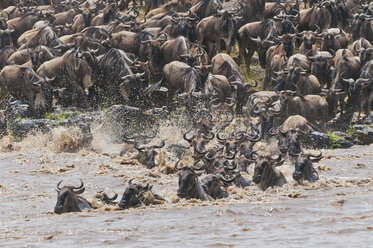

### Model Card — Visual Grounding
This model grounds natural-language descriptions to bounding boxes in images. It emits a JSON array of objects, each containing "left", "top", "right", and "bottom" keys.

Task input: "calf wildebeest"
[
  {"left": 252, "top": 152, "right": 286, "bottom": 191},
  {"left": 118, "top": 179, "right": 165, "bottom": 209},
  {"left": 0, "top": 65, "right": 52, "bottom": 116},
  {"left": 292, "top": 151, "right": 322, "bottom": 183},
  {"left": 54, "top": 179, "right": 91, "bottom": 214},
  {"left": 175, "top": 160, "right": 210, "bottom": 200}
]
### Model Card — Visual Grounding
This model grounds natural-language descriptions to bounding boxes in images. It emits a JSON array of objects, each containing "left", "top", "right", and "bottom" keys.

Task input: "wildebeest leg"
[
  {"left": 339, "top": 95, "right": 344, "bottom": 117},
  {"left": 72, "top": 85, "right": 89, "bottom": 108},
  {"left": 0, "top": 88, "right": 9, "bottom": 109}
]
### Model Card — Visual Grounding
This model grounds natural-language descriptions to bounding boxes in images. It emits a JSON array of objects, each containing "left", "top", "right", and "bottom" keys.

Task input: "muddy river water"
[{"left": 0, "top": 127, "right": 372, "bottom": 247}]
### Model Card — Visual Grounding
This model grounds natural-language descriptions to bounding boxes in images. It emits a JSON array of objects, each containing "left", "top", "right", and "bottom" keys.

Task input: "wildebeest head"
[
  {"left": 230, "top": 80, "right": 258, "bottom": 114},
  {"left": 217, "top": 11, "right": 234, "bottom": 38},
  {"left": 171, "top": 11, "right": 199, "bottom": 40},
  {"left": 295, "top": 24, "right": 320, "bottom": 52},
  {"left": 252, "top": 37, "right": 275, "bottom": 68},
  {"left": 183, "top": 129, "right": 214, "bottom": 157},
  {"left": 118, "top": 179, "right": 152, "bottom": 209},
  {"left": 350, "top": 12, "right": 371, "bottom": 41},
  {"left": 278, "top": 128, "right": 308, "bottom": 158},
  {"left": 133, "top": 139, "right": 165, "bottom": 169},
  {"left": 250, "top": 98, "right": 281, "bottom": 138},
  {"left": 277, "top": 33, "right": 295, "bottom": 58},
  {"left": 216, "top": 130, "right": 245, "bottom": 157},
  {"left": 0, "top": 28, "right": 13, "bottom": 49},
  {"left": 175, "top": 160, "right": 205, "bottom": 199},
  {"left": 27, "top": 46, "right": 43, "bottom": 71},
  {"left": 293, "top": 151, "right": 322, "bottom": 182},
  {"left": 54, "top": 179, "right": 87, "bottom": 214},
  {"left": 120, "top": 72, "right": 148, "bottom": 103},
  {"left": 141, "top": 33, "right": 168, "bottom": 67},
  {"left": 252, "top": 152, "right": 285, "bottom": 190},
  {"left": 201, "top": 173, "right": 237, "bottom": 199}
]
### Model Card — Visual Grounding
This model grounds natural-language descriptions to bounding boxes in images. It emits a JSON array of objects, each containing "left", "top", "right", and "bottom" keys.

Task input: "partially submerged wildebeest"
[
  {"left": 252, "top": 152, "right": 286, "bottom": 191},
  {"left": 292, "top": 151, "right": 322, "bottom": 183},
  {"left": 54, "top": 179, "right": 91, "bottom": 214},
  {"left": 175, "top": 159, "right": 210, "bottom": 200},
  {"left": 118, "top": 179, "right": 165, "bottom": 209},
  {"left": 131, "top": 139, "right": 165, "bottom": 169}
]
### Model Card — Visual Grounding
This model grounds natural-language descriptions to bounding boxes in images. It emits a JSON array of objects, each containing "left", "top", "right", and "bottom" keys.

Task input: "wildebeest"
[
  {"left": 252, "top": 152, "right": 286, "bottom": 191},
  {"left": 196, "top": 10, "right": 235, "bottom": 58},
  {"left": 279, "top": 91, "right": 329, "bottom": 130},
  {"left": 118, "top": 179, "right": 165, "bottom": 209},
  {"left": 277, "top": 115, "right": 315, "bottom": 157},
  {"left": 0, "top": 65, "right": 52, "bottom": 116},
  {"left": 131, "top": 139, "right": 165, "bottom": 169},
  {"left": 54, "top": 179, "right": 91, "bottom": 214},
  {"left": 292, "top": 151, "right": 322, "bottom": 183},
  {"left": 175, "top": 159, "right": 210, "bottom": 200},
  {"left": 201, "top": 174, "right": 237, "bottom": 199}
]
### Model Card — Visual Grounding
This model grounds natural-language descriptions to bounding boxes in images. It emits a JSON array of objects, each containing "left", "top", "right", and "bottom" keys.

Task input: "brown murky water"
[{"left": 0, "top": 124, "right": 372, "bottom": 247}]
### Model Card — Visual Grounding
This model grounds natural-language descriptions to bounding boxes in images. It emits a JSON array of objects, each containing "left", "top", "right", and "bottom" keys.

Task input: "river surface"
[{"left": 0, "top": 128, "right": 372, "bottom": 247}]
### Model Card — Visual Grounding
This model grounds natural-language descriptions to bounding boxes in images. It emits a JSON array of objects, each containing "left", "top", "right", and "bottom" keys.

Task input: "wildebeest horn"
[
  {"left": 156, "top": 33, "right": 167, "bottom": 42},
  {"left": 273, "top": 152, "right": 285, "bottom": 166},
  {"left": 134, "top": 141, "right": 146, "bottom": 151},
  {"left": 191, "top": 160, "right": 205, "bottom": 170},
  {"left": 56, "top": 180, "right": 63, "bottom": 190},
  {"left": 202, "top": 131, "right": 215, "bottom": 140},
  {"left": 152, "top": 140, "right": 165, "bottom": 149},
  {"left": 183, "top": 129, "right": 195, "bottom": 142},
  {"left": 174, "top": 160, "right": 187, "bottom": 170},
  {"left": 71, "top": 179, "right": 84, "bottom": 189},
  {"left": 249, "top": 150, "right": 259, "bottom": 160},
  {"left": 128, "top": 178, "right": 135, "bottom": 186},
  {"left": 308, "top": 151, "right": 322, "bottom": 162}
]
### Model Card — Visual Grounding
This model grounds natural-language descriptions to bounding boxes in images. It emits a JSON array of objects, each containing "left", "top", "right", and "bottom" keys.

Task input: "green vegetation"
[
  {"left": 327, "top": 130, "right": 342, "bottom": 149},
  {"left": 44, "top": 111, "right": 81, "bottom": 124}
]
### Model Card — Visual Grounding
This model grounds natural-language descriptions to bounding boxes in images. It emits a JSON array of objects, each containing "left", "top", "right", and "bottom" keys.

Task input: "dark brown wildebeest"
[
  {"left": 224, "top": 0, "right": 266, "bottom": 27},
  {"left": 8, "top": 45, "right": 54, "bottom": 71},
  {"left": 183, "top": 129, "right": 214, "bottom": 160},
  {"left": 175, "top": 159, "right": 211, "bottom": 200},
  {"left": 196, "top": 10, "right": 235, "bottom": 58},
  {"left": 18, "top": 26, "right": 63, "bottom": 50},
  {"left": 0, "top": 27, "right": 13, "bottom": 49},
  {"left": 211, "top": 53, "right": 258, "bottom": 114},
  {"left": 279, "top": 91, "right": 329, "bottom": 130},
  {"left": 131, "top": 139, "right": 165, "bottom": 169},
  {"left": 317, "top": 27, "right": 348, "bottom": 52},
  {"left": 7, "top": 11, "right": 42, "bottom": 44},
  {"left": 190, "top": 0, "right": 223, "bottom": 19},
  {"left": 252, "top": 152, "right": 286, "bottom": 191},
  {"left": 351, "top": 10, "right": 373, "bottom": 42},
  {"left": 37, "top": 49, "right": 97, "bottom": 108},
  {"left": 0, "top": 65, "right": 52, "bottom": 116},
  {"left": 54, "top": 179, "right": 91, "bottom": 214},
  {"left": 201, "top": 174, "right": 237, "bottom": 199},
  {"left": 307, "top": 50, "right": 335, "bottom": 87},
  {"left": 292, "top": 151, "right": 322, "bottom": 183},
  {"left": 0, "top": 45, "right": 16, "bottom": 70},
  {"left": 147, "top": 61, "right": 202, "bottom": 101},
  {"left": 118, "top": 179, "right": 165, "bottom": 209},
  {"left": 160, "top": 36, "right": 191, "bottom": 65},
  {"left": 146, "top": 0, "right": 189, "bottom": 19}
]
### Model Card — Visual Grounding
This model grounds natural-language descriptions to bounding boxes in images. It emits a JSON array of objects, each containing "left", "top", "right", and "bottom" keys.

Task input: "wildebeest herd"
[{"left": 0, "top": 0, "right": 372, "bottom": 214}]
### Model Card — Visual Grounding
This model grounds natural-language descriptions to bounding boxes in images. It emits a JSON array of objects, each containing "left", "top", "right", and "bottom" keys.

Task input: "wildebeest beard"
[{"left": 221, "top": 18, "right": 230, "bottom": 38}]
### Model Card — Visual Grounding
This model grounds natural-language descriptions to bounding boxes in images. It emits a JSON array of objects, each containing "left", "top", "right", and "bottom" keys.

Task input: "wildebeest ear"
[{"left": 74, "top": 187, "right": 85, "bottom": 194}]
